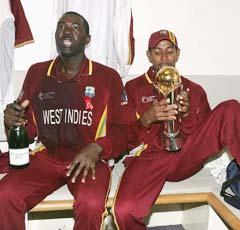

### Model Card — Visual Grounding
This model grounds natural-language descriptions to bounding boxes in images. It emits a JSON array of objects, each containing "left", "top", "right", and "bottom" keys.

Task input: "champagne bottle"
[{"left": 8, "top": 125, "right": 29, "bottom": 169}]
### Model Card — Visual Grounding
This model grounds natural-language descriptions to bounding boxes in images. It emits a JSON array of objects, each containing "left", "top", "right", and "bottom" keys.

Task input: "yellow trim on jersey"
[
  {"left": 47, "top": 60, "right": 55, "bottom": 77},
  {"left": 15, "top": 39, "right": 34, "bottom": 48},
  {"left": 30, "top": 144, "right": 46, "bottom": 156},
  {"left": 95, "top": 106, "right": 107, "bottom": 140},
  {"left": 47, "top": 59, "right": 92, "bottom": 77},
  {"left": 134, "top": 144, "right": 148, "bottom": 156},
  {"left": 111, "top": 174, "right": 122, "bottom": 230},
  {"left": 136, "top": 112, "right": 140, "bottom": 119},
  {"left": 144, "top": 73, "right": 153, "bottom": 84},
  {"left": 100, "top": 162, "right": 112, "bottom": 229},
  {"left": 89, "top": 60, "right": 93, "bottom": 75}
]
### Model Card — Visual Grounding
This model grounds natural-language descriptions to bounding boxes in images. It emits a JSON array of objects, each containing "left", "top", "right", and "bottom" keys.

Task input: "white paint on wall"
[
  {"left": 13, "top": 0, "right": 55, "bottom": 71},
  {"left": 129, "top": 0, "right": 240, "bottom": 76}
]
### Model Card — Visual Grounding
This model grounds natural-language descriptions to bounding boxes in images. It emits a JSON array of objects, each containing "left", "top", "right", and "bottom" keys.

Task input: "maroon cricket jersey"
[
  {"left": 124, "top": 66, "right": 212, "bottom": 151},
  {"left": 20, "top": 56, "right": 125, "bottom": 162},
  {"left": 10, "top": 0, "right": 34, "bottom": 47}
]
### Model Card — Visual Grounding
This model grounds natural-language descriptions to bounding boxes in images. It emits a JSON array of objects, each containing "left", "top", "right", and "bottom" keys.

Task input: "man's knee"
[
  {"left": 0, "top": 188, "right": 25, "bottom": 212},
  {"left": 74, "top": 197, "right": 105, "bottom": 216},
  {"left": 114, "top": 199, "right": 136, "bottom": 219},
  {"left": 219, "top": 99, "right": 239, "bottom": 111},
  {"left": 214, "top": 100, "right": 240, "bottom": 119}
]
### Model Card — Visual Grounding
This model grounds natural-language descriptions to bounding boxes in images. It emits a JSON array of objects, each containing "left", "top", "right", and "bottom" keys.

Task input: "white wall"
[
  {"left": 13, "top": 0, "right": 55, "bottom": 71},
  {"left": 14, "top": 0, "right": 240, "bottom": 76},
  {"left": 129, "top": 0, "right": 240, "bottom": 75}
]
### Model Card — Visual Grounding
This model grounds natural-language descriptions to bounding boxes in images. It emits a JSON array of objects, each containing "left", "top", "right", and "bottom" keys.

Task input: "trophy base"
[{"left": 163, "top": 136, "right": 182, "bottom": 152}]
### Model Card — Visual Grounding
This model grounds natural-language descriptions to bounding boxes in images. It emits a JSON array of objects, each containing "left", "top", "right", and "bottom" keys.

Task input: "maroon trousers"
[
  {"left": 0, "top": 151, "right": 111, "bottom": 230},
  {"left": 113, "top": 100, "right": 240, "bottom": 230}
]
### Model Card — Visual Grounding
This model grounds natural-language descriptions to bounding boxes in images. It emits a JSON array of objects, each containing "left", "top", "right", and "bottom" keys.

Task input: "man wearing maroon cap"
[
  {"left": 148, "top": 30, "right": 178, "bottom": 49},
  {"left": 110, "top": 30, "right": 240, "bottom": 229}
]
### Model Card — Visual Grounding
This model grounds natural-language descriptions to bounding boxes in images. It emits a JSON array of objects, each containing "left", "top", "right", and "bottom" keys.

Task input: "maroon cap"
[{"left": 148, "top": 30, "right": 178, "bottom": 49}]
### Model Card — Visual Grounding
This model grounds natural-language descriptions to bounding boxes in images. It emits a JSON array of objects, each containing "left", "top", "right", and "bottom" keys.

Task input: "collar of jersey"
[
  {"left": 144, "top": 66, "right": 157, "bottom": 84},
  {"left": 46, "top": 56, "right": 93, "bottom": 78}
]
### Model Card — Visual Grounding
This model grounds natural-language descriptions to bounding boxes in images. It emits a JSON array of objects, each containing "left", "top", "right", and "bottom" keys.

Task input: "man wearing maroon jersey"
[
  {"left": 110, "top": 30, "right": 240, "bottom": 229},
  {"left": 0, "top": 11, "right": 138, "bottom": 230}
]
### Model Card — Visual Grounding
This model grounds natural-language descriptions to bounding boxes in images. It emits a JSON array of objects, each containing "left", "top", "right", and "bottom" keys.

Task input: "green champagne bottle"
[{"left": 8, "top": 125, "right": 29, "bottom": 169}]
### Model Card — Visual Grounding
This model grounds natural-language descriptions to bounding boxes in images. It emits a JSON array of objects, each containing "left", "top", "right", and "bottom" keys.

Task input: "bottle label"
[{"left": 9, "top": 148, "right": 29, "bottom": 166}]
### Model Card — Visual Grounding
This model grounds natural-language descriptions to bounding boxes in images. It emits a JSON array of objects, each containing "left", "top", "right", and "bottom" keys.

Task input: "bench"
[
  {"left": 25, "top": 161, "right": 240, "bottom": 229},
  {"left": 1, "top": 165, "right": 240, "bottom": 229}
]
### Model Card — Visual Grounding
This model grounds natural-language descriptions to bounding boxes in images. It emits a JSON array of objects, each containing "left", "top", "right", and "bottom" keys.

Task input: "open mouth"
[{"left": 62, "top": 39, "right": 73, "bottom": 48}]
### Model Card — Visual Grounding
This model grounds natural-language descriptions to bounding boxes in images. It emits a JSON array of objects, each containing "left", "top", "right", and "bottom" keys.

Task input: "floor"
[
  {"left": 147, "top": 225, "right": 185, "bottom": 230},
  {"left": 103, "top": 213, "right": 185, "bottom": 230}
]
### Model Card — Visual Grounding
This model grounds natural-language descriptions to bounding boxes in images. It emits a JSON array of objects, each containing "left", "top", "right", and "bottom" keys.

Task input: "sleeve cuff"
[
  {"left": 95, "top": 137, "right": 112, "bottom": 160},
  {"left": 133, "top": 119, "right": 150, "bottom": 139}
]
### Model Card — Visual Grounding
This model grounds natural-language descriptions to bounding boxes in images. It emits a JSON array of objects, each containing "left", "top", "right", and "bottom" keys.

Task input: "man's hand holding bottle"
[{"left": 4, "top": 100, "right": 29, "bottom": 128}]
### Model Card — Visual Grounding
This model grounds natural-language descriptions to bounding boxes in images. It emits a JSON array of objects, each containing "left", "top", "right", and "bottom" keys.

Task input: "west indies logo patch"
[{"left": 84, "top": 86, "right": 95, "bottom": 110}]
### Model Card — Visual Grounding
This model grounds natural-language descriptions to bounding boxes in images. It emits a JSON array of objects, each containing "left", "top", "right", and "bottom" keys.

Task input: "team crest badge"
[
  {"left": 85, "top": 86, "right": 95, "bottom": 98},
  {"left": 160, "top": 30, "right": 168, "bottom": 36},
  {"left": 84, "top": 86, "right": 95, "bottom": 110}
]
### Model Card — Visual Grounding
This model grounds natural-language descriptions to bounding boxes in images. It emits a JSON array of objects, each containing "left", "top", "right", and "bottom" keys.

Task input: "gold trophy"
[{"left": 154, "top": 66, "right": 182, "bottom": 152}]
